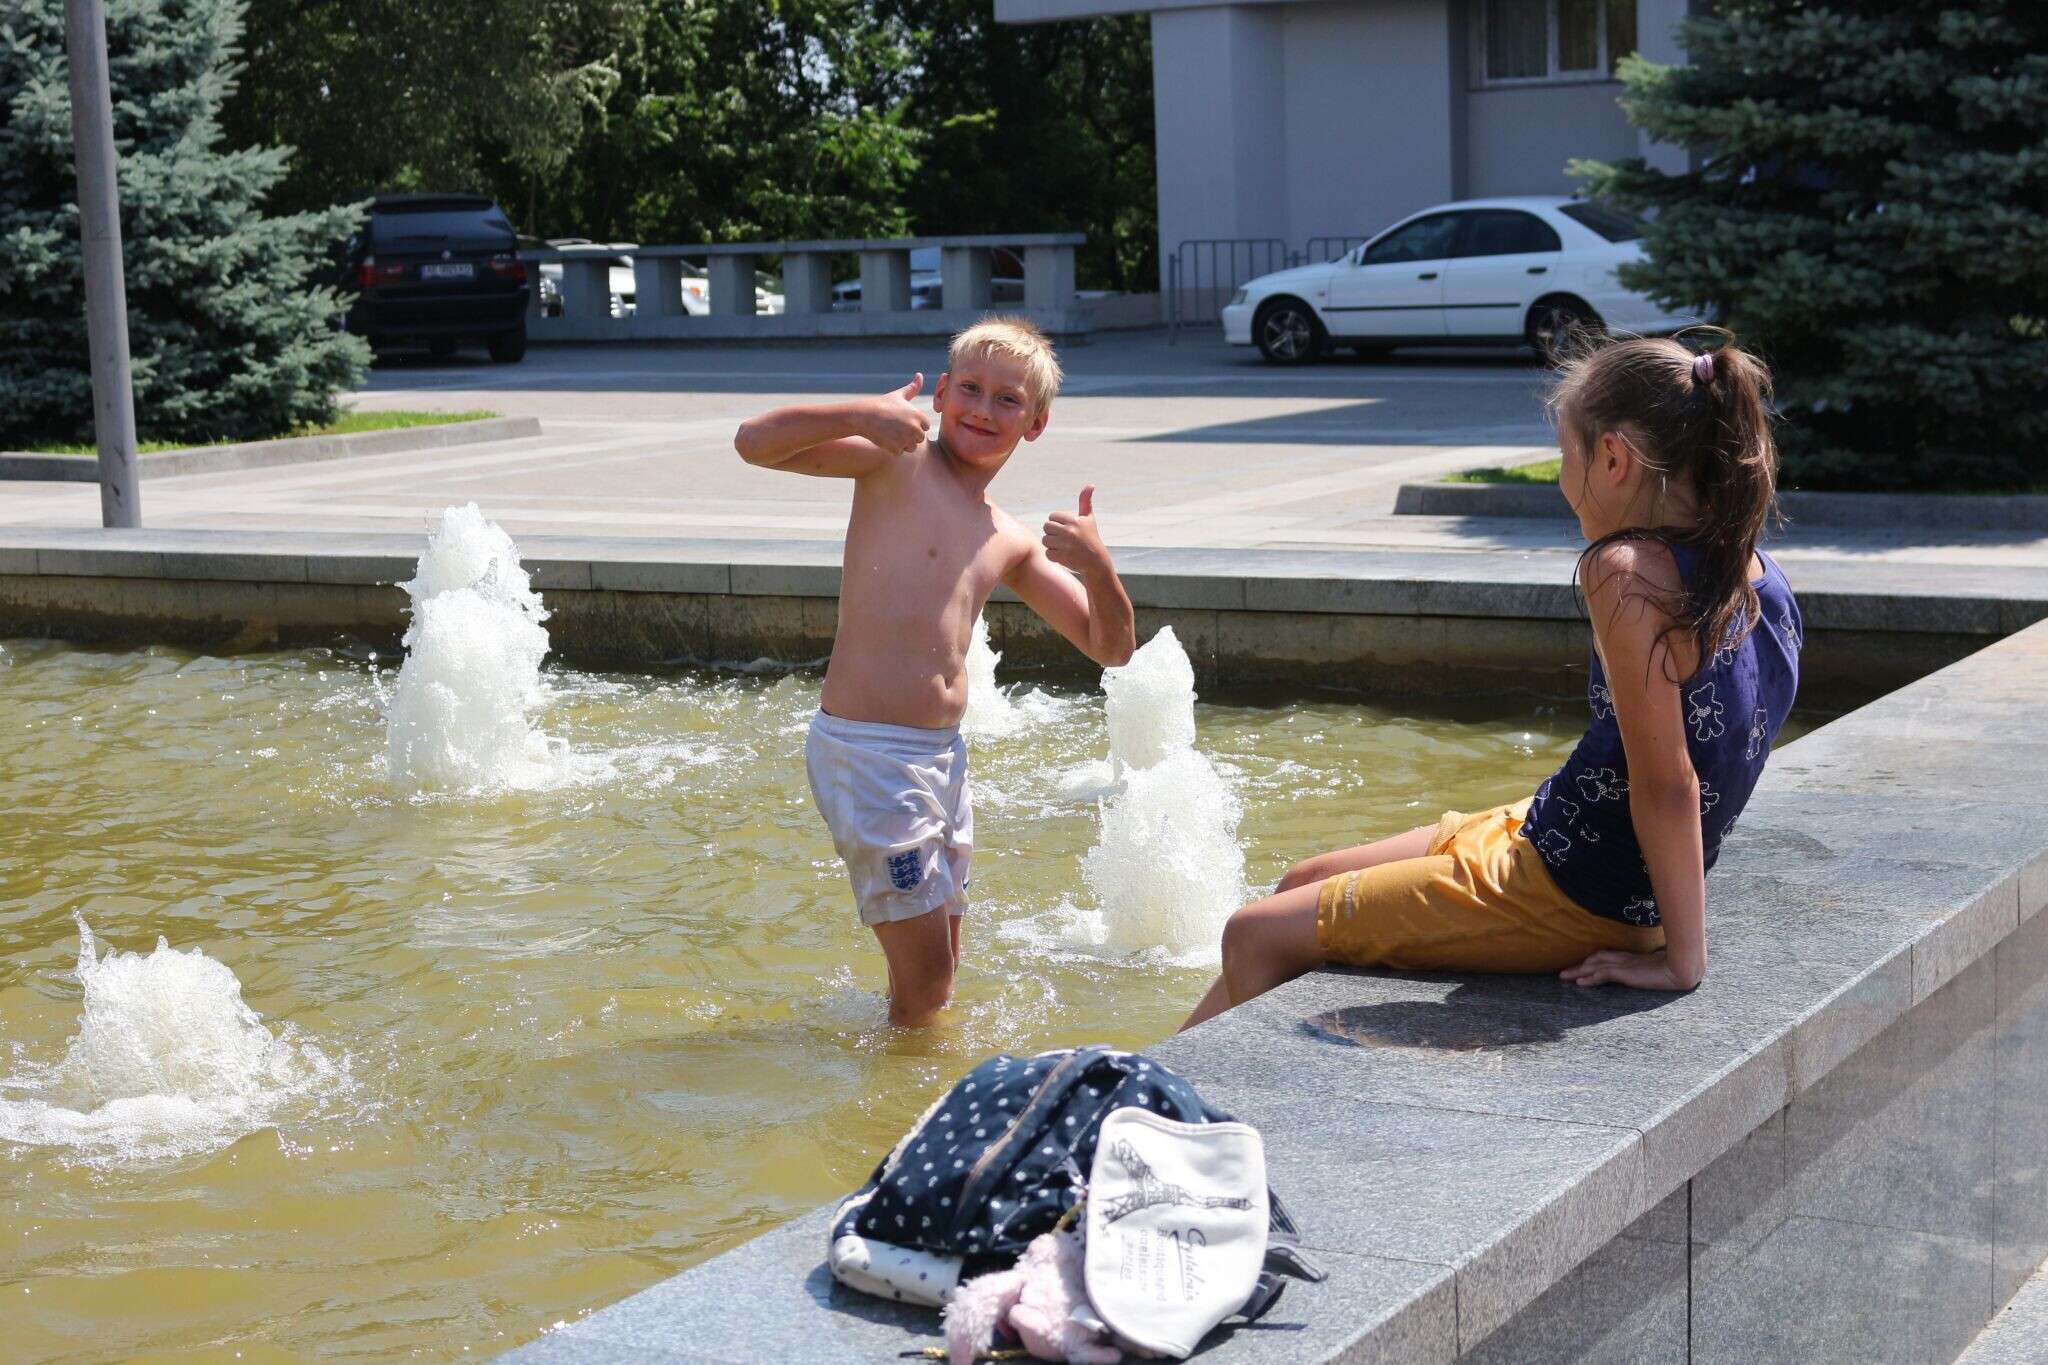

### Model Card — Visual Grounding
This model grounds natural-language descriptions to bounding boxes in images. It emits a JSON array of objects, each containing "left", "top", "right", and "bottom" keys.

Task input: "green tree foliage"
[
  {"left": 219, "top": 1, "right": 1154, "bottom": 293},
  {"left": 0, "top": 0, "right": 367, "bottom": 448},
  {"left": 508, "top": 0, "right": 923, "bottom": 245},
  {"left": 222, "top": 0, "right": 643, "bottom": 218},
  {"left": 1576, "top": 2, "right": 2048, "bottom": 490},
  {"left": 881, "top": 0, "right": 1156, "bottom": 292}
]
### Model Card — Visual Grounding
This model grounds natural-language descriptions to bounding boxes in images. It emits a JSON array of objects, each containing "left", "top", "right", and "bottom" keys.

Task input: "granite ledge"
[
  {"left": 0, "top": 529, "right": 2039, "bottom": 637},
  {"left": 499, "top": 621, "right": 2048, "bottom": 1360}
]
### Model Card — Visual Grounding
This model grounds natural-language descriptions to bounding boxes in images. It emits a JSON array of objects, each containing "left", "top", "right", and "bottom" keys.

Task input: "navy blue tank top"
[{"left": 1522, "top": 544, "right": 1802, "bottom": 925}]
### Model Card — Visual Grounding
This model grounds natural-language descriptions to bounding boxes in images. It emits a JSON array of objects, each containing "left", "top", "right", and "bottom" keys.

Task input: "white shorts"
[{"left": 805, "top": 710, "right": 974, "bottom": 927}]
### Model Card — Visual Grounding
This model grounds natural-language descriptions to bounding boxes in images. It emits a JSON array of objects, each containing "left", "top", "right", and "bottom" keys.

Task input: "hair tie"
[{"left": 1692, "top": 352, "right": 1716, "bottom": 386}]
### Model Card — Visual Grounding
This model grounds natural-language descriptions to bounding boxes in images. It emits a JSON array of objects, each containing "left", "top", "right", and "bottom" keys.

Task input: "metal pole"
[{"left": 65, "top": 0, "right": 140, "bottom": 528}]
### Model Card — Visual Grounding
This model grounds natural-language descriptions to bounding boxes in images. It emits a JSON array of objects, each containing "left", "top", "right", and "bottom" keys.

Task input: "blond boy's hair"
[{"left": 949, "top": 316, "right": 1063, "bottom": 414}]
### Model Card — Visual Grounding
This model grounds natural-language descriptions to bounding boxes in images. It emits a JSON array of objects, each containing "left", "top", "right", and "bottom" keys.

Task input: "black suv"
[{"left": 341, "top": 195, "right": 529, "bottom": 362}]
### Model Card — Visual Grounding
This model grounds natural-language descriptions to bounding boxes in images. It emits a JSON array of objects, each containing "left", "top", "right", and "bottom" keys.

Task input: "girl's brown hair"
[{"left": 1548, "top": 328, "right": 1780, "bottom": 681}]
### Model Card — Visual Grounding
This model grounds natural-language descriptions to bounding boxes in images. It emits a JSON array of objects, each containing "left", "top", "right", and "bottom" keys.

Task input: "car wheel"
[
  {"left": 489, "top": 326, "right": 528, "bottom": 364},
  {"left": 1526, "top": 298, "right": 1603, "bottom": 367},
  {"left": 1253, "top": 298, "right": 1325, "bottom": 365}
]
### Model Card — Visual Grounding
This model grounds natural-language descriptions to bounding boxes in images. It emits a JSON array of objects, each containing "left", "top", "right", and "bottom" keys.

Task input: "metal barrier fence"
[
  {"left": 1166, "top": 239, "right": 1287, "bottom": 341},
  {"left": 1166, "top": 235, "right": 1374, "bottom": 341}
]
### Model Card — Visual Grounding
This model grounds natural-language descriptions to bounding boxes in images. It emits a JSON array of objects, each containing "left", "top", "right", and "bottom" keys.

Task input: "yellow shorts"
[{"left": 1316, "top": 799, "right": 1665, "bottom": 973}]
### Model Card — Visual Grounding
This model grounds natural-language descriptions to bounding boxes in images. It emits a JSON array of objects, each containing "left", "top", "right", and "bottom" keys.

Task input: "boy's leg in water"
[
  {"left": 1183, "top": 823, "right": 1434, "bottom": 1031},
  {"left": 873, "top": 908, "right": 957, "bottom": 1027}
]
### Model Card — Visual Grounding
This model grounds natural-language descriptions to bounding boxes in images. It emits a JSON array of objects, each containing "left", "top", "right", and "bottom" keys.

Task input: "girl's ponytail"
[{"left": 1550, "top": 328, "right": 1781, "bottom": 678}]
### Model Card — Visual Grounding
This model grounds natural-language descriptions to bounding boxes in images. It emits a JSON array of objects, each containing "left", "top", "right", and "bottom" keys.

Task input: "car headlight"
[{"left": 1229, "top": 288, "right": 1248, "bottom": 307}]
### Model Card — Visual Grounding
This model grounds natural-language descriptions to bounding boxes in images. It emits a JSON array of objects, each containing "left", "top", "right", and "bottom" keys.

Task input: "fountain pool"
[{"left": 0, "top": 631, "right": 1819, "bottom": 1359}]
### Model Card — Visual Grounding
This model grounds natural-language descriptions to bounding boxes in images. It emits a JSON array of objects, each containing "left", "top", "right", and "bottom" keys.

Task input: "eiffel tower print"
[{"left": 1097, "top": 1140, "right": 1253, "bottom": 1225}]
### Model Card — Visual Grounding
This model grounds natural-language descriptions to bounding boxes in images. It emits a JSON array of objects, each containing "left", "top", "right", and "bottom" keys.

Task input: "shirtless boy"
[{"left": 734, "top": 318, "right": 1135, "bottom": 1027}]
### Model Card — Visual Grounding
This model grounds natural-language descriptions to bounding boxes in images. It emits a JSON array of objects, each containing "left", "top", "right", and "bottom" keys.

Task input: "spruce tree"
[
  {"left": 1575, "top": 1, "right": 2047, "bottom": 490},
  {"left": 0, "top": 0, "right": 367, "bottom": 449}
]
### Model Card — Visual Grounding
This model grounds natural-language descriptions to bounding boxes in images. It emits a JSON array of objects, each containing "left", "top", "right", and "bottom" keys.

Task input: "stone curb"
[
  {"left": 0, "top": 530, "right": 2040, "bottom": 638},
  {"left": 1960, "top": 1265, "right": 2048, "bottom": 1365},
  {"left": 1394, "top": 480, "right": 2048, "bottom": 530},
  {"left": 0, "top": 415, "right": 540, "bottom": 483}
]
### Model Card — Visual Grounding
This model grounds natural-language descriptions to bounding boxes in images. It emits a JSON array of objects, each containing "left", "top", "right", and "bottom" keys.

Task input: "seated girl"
[{"left": 1185, "top": 332, "right": 1801, "bottom": 1028}]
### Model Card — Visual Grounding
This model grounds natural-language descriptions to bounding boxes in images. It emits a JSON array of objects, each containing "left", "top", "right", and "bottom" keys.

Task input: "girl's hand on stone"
[
  {"left": 864, "top": 374, "right": 930, "bottom": 454},
  {"left": 1560, "top": 948, "right": 1697, "bottom": 992}
]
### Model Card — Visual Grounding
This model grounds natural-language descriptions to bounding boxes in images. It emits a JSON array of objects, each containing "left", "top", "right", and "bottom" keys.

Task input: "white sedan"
[{"left": 1221, "top": 197, "right": 1695, "bottom": 364}]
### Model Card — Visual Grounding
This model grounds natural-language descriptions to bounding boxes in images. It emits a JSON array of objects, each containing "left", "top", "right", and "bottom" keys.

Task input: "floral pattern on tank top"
[{"left": 1521, "top": 545, "right": 1802, "bottom": 925}]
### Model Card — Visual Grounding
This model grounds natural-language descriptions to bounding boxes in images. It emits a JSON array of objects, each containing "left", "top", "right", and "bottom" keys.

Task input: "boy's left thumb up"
[{"left": 1078, "top": 485, "right": 1095, "bottom": 517}]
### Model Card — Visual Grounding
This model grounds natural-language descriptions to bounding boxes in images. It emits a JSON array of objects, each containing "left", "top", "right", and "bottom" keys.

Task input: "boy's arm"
[
  {"left": 733, "top": 374, "right": 928, "bottom": 478},
  {"left": 1003, "top": 486, "right": 1137, "bottom": 668}
]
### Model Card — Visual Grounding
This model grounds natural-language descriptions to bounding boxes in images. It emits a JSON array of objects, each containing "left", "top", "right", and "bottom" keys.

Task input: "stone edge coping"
[
  {"left": 1394, "top": 480, "right": 2048, "bottom": 531},
  {"left": 0, "top": 528, "right": 2040, "bottom": 637},
  {"left": 504, "top": 619, "right": 2048, "bottom": 1363},
  {"left": 0, "top": 416, "right": 541, "bottom": 484},
  {"left": 527, "top": 308, "right": 1098, "bottom": 341},
  {"left": 1959, "top": 1264, "right": 2048, "bottom": 1365},
  {"left": 523, "top": 235, "right": 1085, "bottom": 261}
]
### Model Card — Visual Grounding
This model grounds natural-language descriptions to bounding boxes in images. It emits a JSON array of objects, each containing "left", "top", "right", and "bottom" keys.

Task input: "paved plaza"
[{"left": 5, "top": 331, "right": 2045, "bottom": 579}]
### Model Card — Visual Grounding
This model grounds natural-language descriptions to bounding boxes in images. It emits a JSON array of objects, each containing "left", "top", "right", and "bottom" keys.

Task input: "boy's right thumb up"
[{"left": 900, "top": 372, "right": 924, "bottom": 400}]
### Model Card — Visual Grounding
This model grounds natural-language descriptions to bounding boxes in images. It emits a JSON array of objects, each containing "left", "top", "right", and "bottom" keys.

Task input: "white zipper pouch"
[{"left": 1083, "top": 1108, "right": 1270, "bottom": 1358}]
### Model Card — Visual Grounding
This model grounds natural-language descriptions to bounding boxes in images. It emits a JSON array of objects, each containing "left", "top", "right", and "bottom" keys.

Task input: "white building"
[{"left": 992, "top": 0, "right": 1691, "bottom": 300}]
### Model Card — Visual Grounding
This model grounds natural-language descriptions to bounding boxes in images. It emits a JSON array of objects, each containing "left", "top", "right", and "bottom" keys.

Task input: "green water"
[{"left": 0, "top": 639, "right": 1789, "bottom": 1359}]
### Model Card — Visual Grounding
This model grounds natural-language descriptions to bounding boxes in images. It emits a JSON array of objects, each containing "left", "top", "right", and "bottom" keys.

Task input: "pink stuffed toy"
[{"left": 943, "top": 1225, "right": 1121, "bottom": 1364}]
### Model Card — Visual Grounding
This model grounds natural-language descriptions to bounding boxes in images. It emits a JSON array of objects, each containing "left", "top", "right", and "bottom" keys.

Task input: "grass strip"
[{"left": 1445, "top": 458, "right": 1561, "bottom": 485}]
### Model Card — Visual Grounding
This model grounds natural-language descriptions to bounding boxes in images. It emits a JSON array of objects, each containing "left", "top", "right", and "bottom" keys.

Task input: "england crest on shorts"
[{"left": 887, "top": 850, "right": 923, "bottom": 891}]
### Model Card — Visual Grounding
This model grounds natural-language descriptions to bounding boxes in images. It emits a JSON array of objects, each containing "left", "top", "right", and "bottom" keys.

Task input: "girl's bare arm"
[{"left": 1562, "top": 540, "right": 1708, "bottom": 991}]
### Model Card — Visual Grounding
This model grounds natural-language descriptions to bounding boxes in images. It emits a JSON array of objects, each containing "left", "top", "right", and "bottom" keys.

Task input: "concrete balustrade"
[
  {"left": 630, "top": 256, "right": 686, "bottom": 319},
  {"left": 780, "top": 253, "right": 835, "bottom": 316},
  {"left": 857, "top": 249, "right": 912, "bottom": 313},
  {"left": 706, "top": 254, "right": 756, "bottom": 317},
  {"left": 519, "top": 234, "right": 1091, "bottom": 340},
  {"left": 557, "top": 256, "right": 614, "bottom": 320},
  {"left": 942, "top": 246, "right": 993, "bottom": 310}
]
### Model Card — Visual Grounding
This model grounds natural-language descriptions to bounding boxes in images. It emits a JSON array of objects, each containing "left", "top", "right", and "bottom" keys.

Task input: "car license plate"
[{"left": 420, "top": 263, "right": 474, "bottom": 280}]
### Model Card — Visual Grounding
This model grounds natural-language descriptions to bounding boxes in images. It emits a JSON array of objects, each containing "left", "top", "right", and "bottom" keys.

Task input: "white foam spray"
[
  {"left": 961, "top": 615, "right": 1065, "bottom": 741},
  {"left": 962, "top": 615, "right": 1014, "bottom": 737},
  {"left": 0, "top": 917, "right": 341, "bottom": 1164},
  {"left": 1080, "top": 627, "right": 1247, "bottom": 959},
  {"left": 384, "top": 504, "right": 576, "bottom": 791}
]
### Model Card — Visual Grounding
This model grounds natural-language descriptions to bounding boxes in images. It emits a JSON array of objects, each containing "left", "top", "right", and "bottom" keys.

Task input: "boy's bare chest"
[{"left": 845, "top": 479, "right": 1018, "bottom": 600}]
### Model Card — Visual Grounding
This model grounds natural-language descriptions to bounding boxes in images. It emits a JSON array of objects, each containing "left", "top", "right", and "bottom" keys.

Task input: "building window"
[{"left": 1478, "top": 0, "right": 1638, "bottom": 85}]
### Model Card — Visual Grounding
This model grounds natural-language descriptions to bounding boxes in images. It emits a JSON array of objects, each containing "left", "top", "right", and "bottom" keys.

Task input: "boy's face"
[{"left": 932, "top": 351, "right": 1048, "bottom": 466}]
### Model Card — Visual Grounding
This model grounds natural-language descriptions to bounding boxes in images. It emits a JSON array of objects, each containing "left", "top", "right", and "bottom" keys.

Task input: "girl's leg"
[
  {"left": 1273, "top": 823, "right": 1435, "bottom": 893},
  {"left": 1182, "top": 879, "right": 1324, "bottom": 1030},
  {"left": 1183, "top": 822, "right": 1436, "bottom": 1032}
]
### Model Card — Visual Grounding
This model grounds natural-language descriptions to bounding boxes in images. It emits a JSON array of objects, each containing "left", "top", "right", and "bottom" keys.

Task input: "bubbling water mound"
[
  {"left": 385, "top": 504, "right": 577, "bottom": 791},
  {"left": 1082, "top": 751, "right": 1247, "bottom": 958},
  {"left": 1102, "top": 626, "right": 1197, "bottom": 769},
  {"left": 961, "top": 615, "right": 1069, "bottom": 741},
  {"left": 1080, "top": 627, "right": 1247, "bottom": 961},
  {"left": 961, "top": 616, "right": 1013, "bottom": 737},
  {"left": 0, "top": 917, "right": 342, "bottom": 1165}
]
